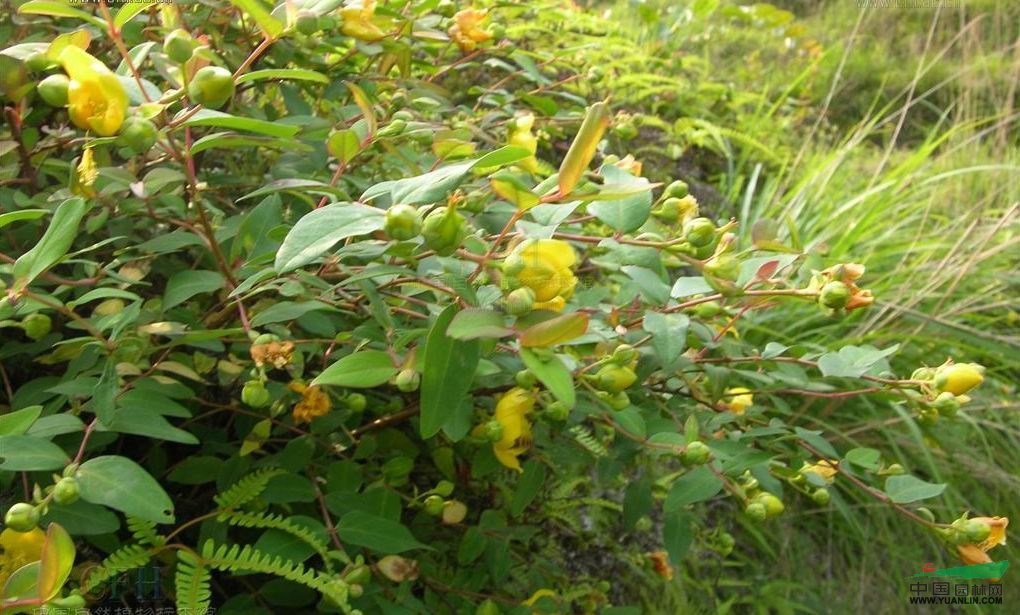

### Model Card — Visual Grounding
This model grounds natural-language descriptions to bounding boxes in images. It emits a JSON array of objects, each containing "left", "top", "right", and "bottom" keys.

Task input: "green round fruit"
[
  {"left": 613, "top": 121, "right": 638, "bottom": 140},
  {"left": 21, "top": 313, "right": 52, "bottom": 340},
  {"left": 241, "top": 380, "right": 270, "bottom": 408},
  {"left": 610, "top": 344, "right": 638, "bottom": 365},
  {"left": 757, "top": 493, "right": 785, "bottom": 518},
  {"left": 52, "top": 477, "right": 80, "bottom": 505},
  {"left": 819, "top": 280, "right": 850, "bottom": 310},
  {"left": 164, "top": 29, "right": 196, "bottom": 64},
  {"left": 395, "top": 369, "right": 420, "bottom": 393},
  {"left": 25, "top": 52, "right": 55, "bottom": 73},
  {"left": 504, "top": 287, "right": 536, "bottom": 316},
  {"left": 423, "top": 495, "right": 444, "bottom": 516},
  {"left": 811, "top": 488, "right": 830, "bottom": 506},
  {"left": 4, "top": 502, "right": 39, "bottom": 532},
  {"left": 964, "top": 520, "right": 991, "bottom": 544},
  {"left": 295, "top": 10, "right": 320, "bottom": 36},
  {"left": 515, "top": 370, "right": 537, "bottom": 389},
  {"left": 187, "top": 66, "right": 235, "bottom": 109},
  {"left": 703, "top": 255, "right": 740, "bottom": 281},
  {"left": 545, "top": 401, "right": 569, "bottom": 421},
  {"left": 384, "top": 204, "right": 423, "bottom": 241},
  {"left": 683, "top": 217, "right": 716, "bottom": 248},
  {"left": 37, "top": 74, "right": 69, "bottom": 107},
  {"left": 118, "top": 116, "right": 159, "bottom": 154},
  {"left": 345, "top": 392, "right": 367, "bottom": 413},
  {"left": 422, "top": 206, "right": 468, "bottom": 256},
  {"left": 607, "top": 391, "right": 630, "bottom": 411}
]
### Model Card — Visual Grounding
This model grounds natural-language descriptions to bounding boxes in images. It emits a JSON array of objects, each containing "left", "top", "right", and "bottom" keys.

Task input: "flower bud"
[
  {"left": 514, "top": 369, "right": 537, "bottom": 389},
  {"left": 932, "top": 391, "right": 960, "bottom": 417},
  {"left": 422, "top": 206, "right": 468, "bottom": 256},
  {"left": 21, "top": 313, "right": 52, "bottom": 340},
  {"left": 681, "top": 441, "right": 711, "bottom": 465},
  {"left": 756, "top": 493, "right": 785, "bottom": 518},
  {"left": 187, "top": 66, "right": 235, "bottom": 109},
  {"left": 384, "top": 204, "right": 422, "bottom": 241},
  {"left": 607, "top": 391, "right": 630, "bottom": 411},
  {"left": 683, "top": 217, "right": 716, "bottom": 248},
  {"left": 52, "top": 477, "right": 80, "bottom": 505},
  {"left": 377, "top": 118, "right": 407, "bottom": 138},
  {"left": 4, "top": 502, "right": 40, "bottom": 532},
  {"left": 653, "top": 197, "right": 683, "bottom": 222},
  {"left": 666, "top": 180, "right": 689, "bottom": 199},
  {"left": 545, "top": 400, "right": 570, "bottom": 421},
  {"left": 884, "top": 463, "right": 905, "bottom": 475},
  {"left": 242, "top": 380, "right": 270, "bottom": 408},
  {"left": 295, "top": 10, "right": 320, "bottom": 35},
  {"left": 504, "top": 287, "right": 536, "bottom": 316},
  {"left": 423, "top": 495, "right": 444, "bottom": 516},
  {"left": 342, "top": 563, "right": 372, "bottom": 585},
  {"left": 963, "top": 519, "right": 992, "bottom": 544},
  {"left": 377, "top": 555, "right": 419, "bottom": 582},
  {"left": 481, "top": 419, "right": 503, "bottom": 443},
  {"left": 934, "top": 363, "right": 984, "bottom": 396},
  {"left": 911, "top": 367, "right": 936, "bottom": 381},
  {"left": 394, "top": 369, "right": 420, "bottom": 393},
  {"left": 37, "top": 74, "right": 69, "bottom": 107},
  {"left": 118, "top": 116, "right": 159, "bottom": 154},
  {"left": 610, "top": 344, "right": 638, "bottom": 365},
  {"left": 745, "top": 501, "right": 767, "bottom": 522},
  {"left": 164, "top": 29, "right": 196, "bottom": 63},
  {"left": 703, "top": 255, "right": 740, "bottom": 282},
  {"left": 819, "top": 281, "right": 851, "bottom": 310},
  {"left": 594, "top": 365, "right": 637, "bottom": 393}
]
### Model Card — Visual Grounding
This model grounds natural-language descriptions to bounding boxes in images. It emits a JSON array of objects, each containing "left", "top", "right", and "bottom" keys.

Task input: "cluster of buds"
[
  {"left": 910, "top": 360, "right": 985, "bottom": 420},
  {"left": 586, "top": 344, "right": 639, "bottom": 411},
  {"left": 795, "top": 459, "right": 837, "bottom": 505},
  {"left": 808, "top": 263, "right": 874, "bottom": 315},
  {"left": 502, "top": 238, "right": 578, "bottom": 313}
]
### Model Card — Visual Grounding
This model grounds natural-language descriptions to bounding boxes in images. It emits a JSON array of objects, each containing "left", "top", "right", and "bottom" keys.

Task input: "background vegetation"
[{"left": 1, "top": 0, "right": 1017, "bottom": 613}]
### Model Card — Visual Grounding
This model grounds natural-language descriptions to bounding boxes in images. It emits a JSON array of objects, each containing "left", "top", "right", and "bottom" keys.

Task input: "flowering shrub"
[{"left": 0, "top": 1, "right": 1007, "bottom": 613}]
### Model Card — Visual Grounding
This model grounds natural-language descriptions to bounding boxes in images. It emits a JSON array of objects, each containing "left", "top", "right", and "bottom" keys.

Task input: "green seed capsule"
[
  {"left": 819, "top": 281, "right": 851, "bottom": 310},
  {"left": 52, "top": 477, "right": 80, "bottom": 505},
  {"left": 683, "top": 217, "right": 716, "bottom": 248},
  {"left": 21, "top": 313, "right": 52, "bottom": 340},
  {"left": 4, "top": 503, "right": 39, "bottom": 532}
]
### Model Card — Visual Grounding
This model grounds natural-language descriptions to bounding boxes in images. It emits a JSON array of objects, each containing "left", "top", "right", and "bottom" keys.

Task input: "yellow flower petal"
[
  {"left": 59, "top": 46, "right": 128, "bottom": 136},
  {"left": 724, "top": 387, "right": 753, "bottom": 415},
  {"left": 0, "top": 527, "right": 46, "bottom": 590}
]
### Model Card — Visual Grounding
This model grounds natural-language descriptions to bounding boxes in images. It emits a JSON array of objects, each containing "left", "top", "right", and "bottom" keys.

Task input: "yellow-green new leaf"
[
  {"left": 557, "top": 101, "right": 610, "bottom": 198},
  {"left": 520, "top": 312, "right": 589, "bottom": 348}
]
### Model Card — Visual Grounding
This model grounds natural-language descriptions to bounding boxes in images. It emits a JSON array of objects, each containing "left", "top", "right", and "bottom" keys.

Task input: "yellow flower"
[
  {"left": 505, "top": 239, "right": 577, "bottom": 312},
  {"left": 448, "top": 9, "right": 492, "bottom": 52},
  {"left": 289, "top": 382, "right": 332, "bottom": 423},
  {"left": 508, "top": 114, "right": 539, "bottom": 173},
  {"left": 613, "top": 154, "right": 642, "bottom": 176},
  {"left": 58, "top": 46, "right": 128, "bottom": 137},
  {"left": 800, "top": 459, "right": 838, "bottom": 483},
  {"left": 340, "top": 0, "right": 387, "bottom": 41},
  {"left": 491, "top": 387, "right": 535, "bottom": 472},
  {"left": 957, "top": 516, "right": 1008, "bottom": 565},
  {"left": 935, "top": 362, "right": 984, "bottom": 396},
  {"left": 76, "top": 147, "right": 98, "bottom": 187},
  {"left": 724, "top": 387, "right": 753, "bottom": 415},
  {"left": 0, "top": 527, "right": 46, "bottom": 590}
]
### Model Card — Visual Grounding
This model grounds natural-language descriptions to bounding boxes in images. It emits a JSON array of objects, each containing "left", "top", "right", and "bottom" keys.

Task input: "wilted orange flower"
[
  {"left": 648, "top": 551, "right": 674, "bottom": 580},
  {"left": 250, "top": 340, "right": 295, "bottom": 369},
  {"left": 820, "top": 263, "right": 873, "bottom": 310},
  {"left": 957, "top": 516, "right": 1008, "bottom": 565},
  {"left": 290, "top": 382, "right": 331, "bottom": 423}
]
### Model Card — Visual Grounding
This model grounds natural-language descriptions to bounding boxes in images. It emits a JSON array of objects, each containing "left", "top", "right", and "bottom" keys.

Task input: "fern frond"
[
  {"left": 175, "top": 550, "right": 212, "bottom": 614},
  {"left": 127, "top": 516, "right": 165, "bottom": 547},
  {"left": 200, "top": 540, "right": 350, "bottom": 612},
  {"left": 217, "top": 510, "right": 332, "bottom": 571},
  {"left": 81, "top": 544, "right": 152, "bottom": 593},
  {"left": 568, "top": 425, "right": 608, "bottom": 458},
  {"left": 213, "top": 467, "right": 284, "bottom": 510}
]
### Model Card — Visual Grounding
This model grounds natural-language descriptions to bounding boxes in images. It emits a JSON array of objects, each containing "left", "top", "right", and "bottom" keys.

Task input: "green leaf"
[
  {"left": 884, "top": 475, "right": 947, "bottom": 504},
  {"left": 510, "top": 460, "right": 546, "bottom": 517},
  {"left": 0, "top": 435, "right": 69, "bottom": 471},
  {"left": 235, "top": 69, "right": 328, "bottom": 85},
  {"left": 191, "top": 132, "right": 303, "bottom": 155},
  {"left": 0, "top": 209, "right": 47, "bottom": 229},
  {"left": 37, "top": 522, "right": 75, "bottom": 601},
  {"left": 163, "top": 270, "right": 225, "bottom": 310},
  {"left": 336, "top": 511, "right": 427, "bottom": 554},
  {"left": 17, "top": 1, "right": 106, "bottom": 28},
  {"left": 794, "top": 427, "right": 839, "bottom": 459},
  {"left": 249, "top": 300, "right": 333, "bottom": 327},
  {"left": 13, "top": 197, "right": 88, "bottom": 291},
  {"left": 312, "top": 350, "right": 397, "bottom": 388},
  {"left": 520, "top": 349, "right": 575, "bottom": 408},
  {"left": 670, "top": 276, "right": 714, "bottom": 298},
  {"left": 588, "top": 166, "right": 652, "bottom": 232},
  {"left": 326, "top": 129, "right": 360, "bottom": 163},
  {"left": 817, "top": 344, "right": 899, "bottom": 378},
  {"left": 275, "top": 203, "right": 385, "bottom": 272},
  {"left": 76, "top": 456, "right": 175, "bottom": 524},
  {"left": 642, "top": 311, "right": 688, "bottom": 369},
  {"left": 98, "top": 409, "right": 199, "bottom": 445},
  {"left": 114, "top": 2, "right": 151, "bottom": 28},
  {"left": 623, "top": 477, "right": 652, "bottom": 530},
  {"left": 0, "top": 405, "right": 43, "bottom": 436},
  {"left": 844, "top": 447, "right": 881, "bottom": 470},
  {"left": 622, "top": 265, "right": 669, "bottom": 305},
  {"left": 447, "top": 308, "right": 512, "bottom": 340},
  {"left": 664, "top": 466, "right": 724, "bottom": 511},
  {"left": 662, "top": 511, "right": 693, "bottom": 564},
  {"left": 420, "top": 305, "right": 480, "bottom": 438},
  {"left": 181, "top": 109, "right": 299, "bottom": 138},
  {"left": 227, "top": 0, "right": 284, "bottom": 39}
]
